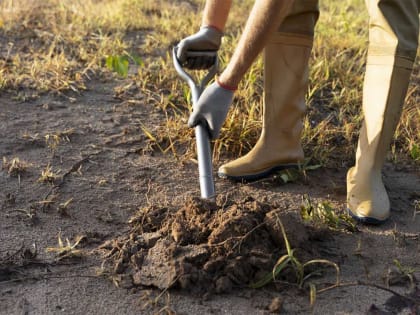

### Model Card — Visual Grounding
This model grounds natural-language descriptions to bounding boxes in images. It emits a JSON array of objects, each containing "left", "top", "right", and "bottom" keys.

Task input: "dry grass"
[
  {"left": 2, "top": 156, "right": 30, "bottom": 176},
  {"left": 0, "top": 0, "right": 418, "bottom": 166},
  {"left": 38, "top": 163, "right": 60, "bottom": 184}
]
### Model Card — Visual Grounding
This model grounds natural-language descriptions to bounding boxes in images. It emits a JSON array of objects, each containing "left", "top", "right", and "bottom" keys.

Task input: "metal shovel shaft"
[
  {"left": 195, "top": 125, "right": 215, "bottom": 199},
  {"left": 172, "top": 48, "right": 217, "bottom": 200},
  {"left": 190, "top": 87, "right": 215, "bottom": 200}
]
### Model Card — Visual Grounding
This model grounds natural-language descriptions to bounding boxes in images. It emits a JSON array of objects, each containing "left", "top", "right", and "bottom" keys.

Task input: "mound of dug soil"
[{"left": 99, "top": 197, "right": 311, "bottom": 294}]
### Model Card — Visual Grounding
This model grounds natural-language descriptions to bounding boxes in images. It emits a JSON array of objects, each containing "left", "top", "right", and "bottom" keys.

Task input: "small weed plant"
[
  {"left": 251, "top": 214, "right": 340, "bottom": 307},
  {"left": 300, "top": 194, "right": 357, "bottom": 232}
]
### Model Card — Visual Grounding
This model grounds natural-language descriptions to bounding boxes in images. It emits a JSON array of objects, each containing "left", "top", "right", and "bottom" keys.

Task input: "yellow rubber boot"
[
  {"left": 218, "top": 1, "right": 319, "bottom": 181},
  {"left": 347, "top": 0, "right": 419, "bottom": 224}
]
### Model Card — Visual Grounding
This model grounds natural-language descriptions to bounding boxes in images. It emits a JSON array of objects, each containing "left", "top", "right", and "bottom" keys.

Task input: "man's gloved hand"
[
  {"left": 188, "top": 80, "right": 235, "bottom": 139},
  {"left": 177, "top": 26, "right": 223, "bottom": 69}
]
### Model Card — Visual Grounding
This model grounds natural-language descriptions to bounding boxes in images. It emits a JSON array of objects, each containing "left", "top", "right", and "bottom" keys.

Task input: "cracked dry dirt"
[{"left": 1, "top": 77, "right": 419, "bottom": 314}]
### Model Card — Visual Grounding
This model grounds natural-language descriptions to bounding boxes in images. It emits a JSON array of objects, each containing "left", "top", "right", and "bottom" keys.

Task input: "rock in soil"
[{"left": 268, "top": 296, "right": 284, "bottom": 313}]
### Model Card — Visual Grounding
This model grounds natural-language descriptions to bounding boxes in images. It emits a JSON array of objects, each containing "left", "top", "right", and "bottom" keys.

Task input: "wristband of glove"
[
  {"left": 201, "top": 24, "right": 224, "bottom": 34},
  {"left": 216, "top": 77, "right": 237, "bottom": 91}
]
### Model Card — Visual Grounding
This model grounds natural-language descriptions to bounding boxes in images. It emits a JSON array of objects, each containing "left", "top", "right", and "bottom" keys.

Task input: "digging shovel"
[{"left": 172, "top": 48, "right": 218, "bottom": 200}]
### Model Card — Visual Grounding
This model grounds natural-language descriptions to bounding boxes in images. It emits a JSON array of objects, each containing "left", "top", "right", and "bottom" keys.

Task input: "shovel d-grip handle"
[{"left": 172, "top": 48, "right": 218, "bottom": 200}]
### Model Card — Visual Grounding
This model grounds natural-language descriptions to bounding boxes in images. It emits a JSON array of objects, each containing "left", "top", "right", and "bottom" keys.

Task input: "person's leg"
[
  {"left": 218, "top": 0, "right": 319, "bottom": 180},
  {"left": 347, "top": 0, "right": 420, "bottom": 224}
]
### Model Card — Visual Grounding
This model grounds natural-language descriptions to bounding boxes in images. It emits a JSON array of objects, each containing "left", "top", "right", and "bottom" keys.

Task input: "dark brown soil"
[{"left": 100, "top": 196, "right": 313, "bottom": 294}]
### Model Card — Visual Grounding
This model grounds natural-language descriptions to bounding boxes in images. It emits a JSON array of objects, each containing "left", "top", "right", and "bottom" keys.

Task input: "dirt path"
[{"left": 1, "top": 78, "right": 419, "bottom": 314}]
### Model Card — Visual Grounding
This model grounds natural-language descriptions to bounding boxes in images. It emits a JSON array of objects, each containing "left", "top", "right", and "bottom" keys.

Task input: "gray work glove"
[
  {"left": 188, "top": 81, "right": 234, "bottom": 139},
  {"left": 177, "top": 26, "right": 223, "bottom": 69}
]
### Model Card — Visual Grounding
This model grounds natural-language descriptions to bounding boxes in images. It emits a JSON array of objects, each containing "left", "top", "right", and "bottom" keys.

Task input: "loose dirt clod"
[{"left": 100, "top": 196, "right": 310, "bottom": 294}]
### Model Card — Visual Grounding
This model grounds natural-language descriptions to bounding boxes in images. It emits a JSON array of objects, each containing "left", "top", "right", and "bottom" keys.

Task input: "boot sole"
[
  {"left": 218, "top": 163, "right": 300, "bottom": 182},
  {"left": 346, "top": 208, "right": 388, "bottom": 225}
]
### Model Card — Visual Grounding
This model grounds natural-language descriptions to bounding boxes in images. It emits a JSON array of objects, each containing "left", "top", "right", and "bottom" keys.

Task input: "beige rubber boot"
[
  {"left": 218, "top": 1, "right": 319, "bottom": 181},
  {"left": 347, "top": 56, "right": 414, "bottom": 224},
  {"left": 347, "top": 0, "right": 419, "bottom": 224}
]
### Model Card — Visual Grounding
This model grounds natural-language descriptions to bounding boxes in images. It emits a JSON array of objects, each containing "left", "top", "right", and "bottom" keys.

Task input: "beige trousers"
[{"left": 347, "top": 1, "right": 419, "bottom": 223}]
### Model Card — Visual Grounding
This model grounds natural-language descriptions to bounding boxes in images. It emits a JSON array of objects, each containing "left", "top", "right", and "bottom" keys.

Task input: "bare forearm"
[
  {"left": 202, "top": 0, "right": 232, "bottom": 31},
  {"left": 219, "top": 0, "right": 294, "bottom": 87}
]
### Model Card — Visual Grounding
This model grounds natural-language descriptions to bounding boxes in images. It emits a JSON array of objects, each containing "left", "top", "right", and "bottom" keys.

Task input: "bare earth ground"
[{"left": 1, "top": 74, "right": 419, "bottom": 315}]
